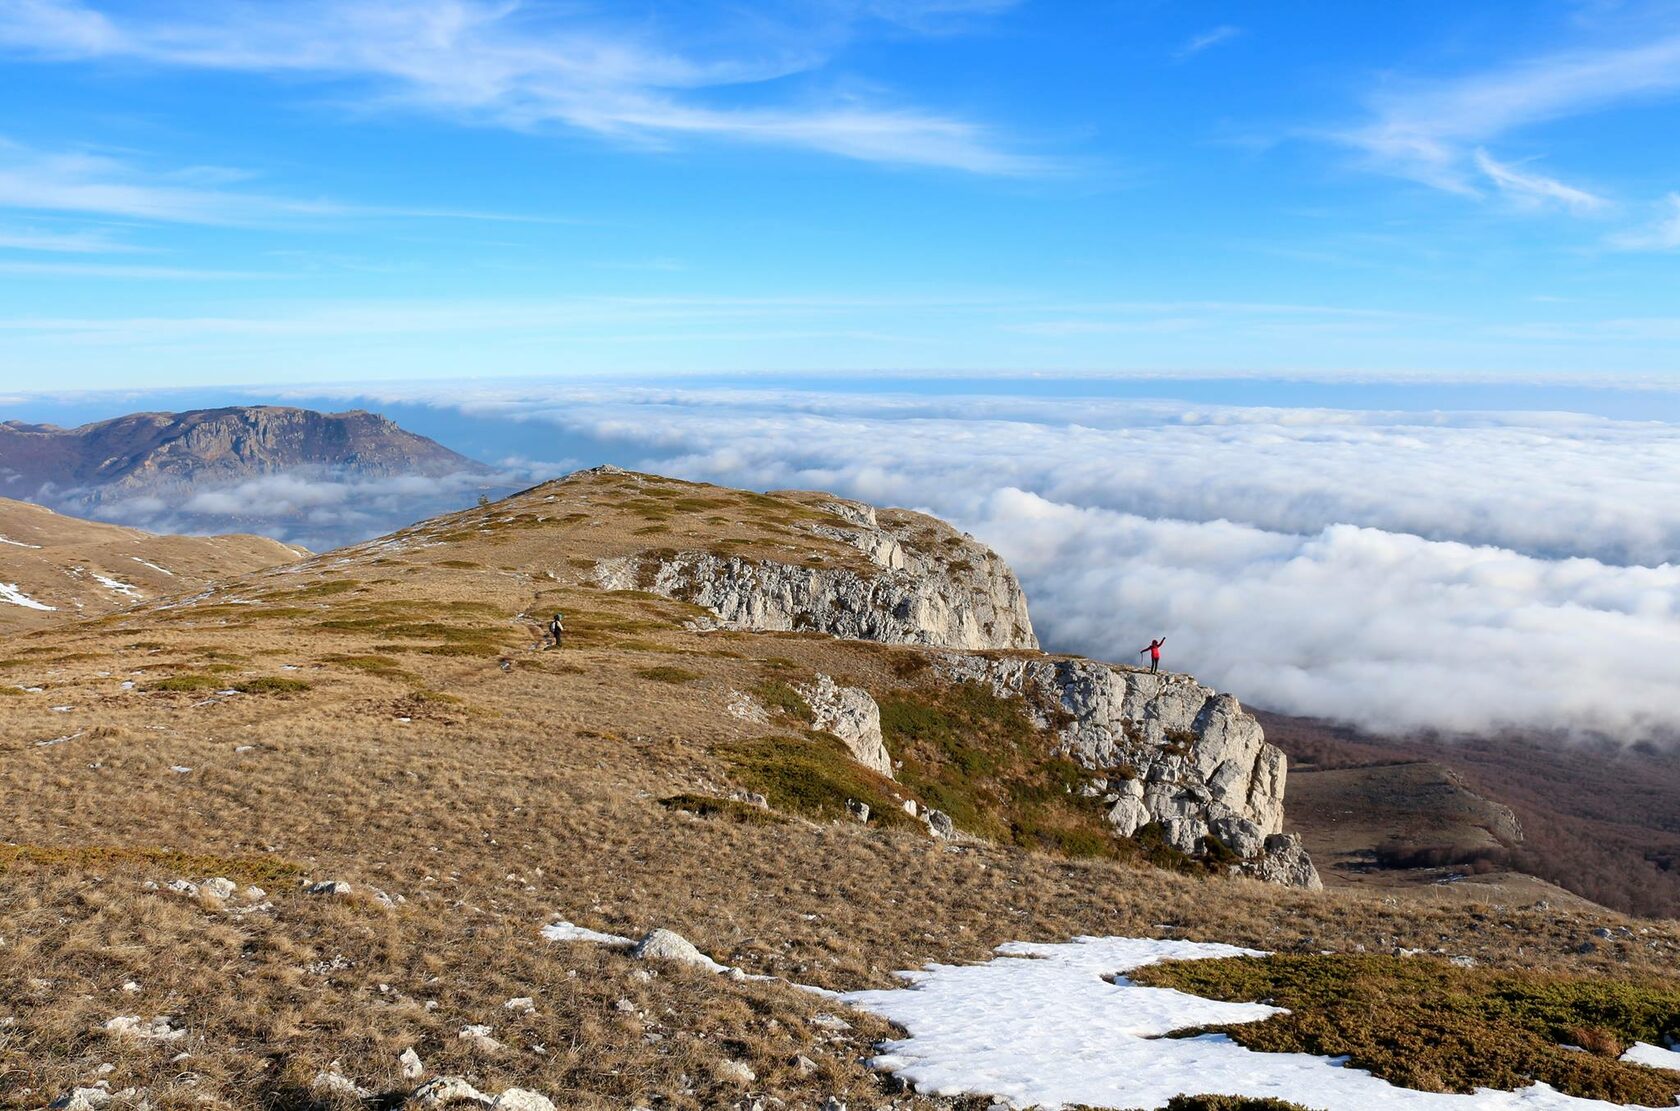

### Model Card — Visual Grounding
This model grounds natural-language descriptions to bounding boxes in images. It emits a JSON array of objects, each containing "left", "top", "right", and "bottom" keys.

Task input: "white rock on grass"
[
  {"left": 49, "top": 1088, "right": 111, "bottom": 1111},
  {"left": 399, "top": 1046, "right": 424, "bottom": 1080},
  {"left": 717, "top": 1060, "right": 756, "bottom": 1085},
  {"left": 490, "top": 1091, "right": 556, "bottom": 1111},
  {"left": 201, "top": 877, "right": 237, "bottom": 900},
  {"left": 103, "top": 1015, "right": 185, "bottom": 1042},
  {"left": 311, "top": 1068, "right": 368, "bottom": 1099},
  {"left": 503, "top": 997, "right": 536, "bottom": 1015},
  {"left": 306, "top": 880, "right": 353, "bottom": 897},
  {"left": 412, "top": 1075, "right": 492, "bottom": 1106},
  {"left": 629, "top": 928, "right": 726, "bottom": 971},
  {"left": 457, "top": 1024, "right": 504, "bottom": 1053}
]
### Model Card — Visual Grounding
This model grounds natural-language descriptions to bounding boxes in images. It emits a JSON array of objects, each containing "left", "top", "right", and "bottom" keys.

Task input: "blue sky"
[{"left": 2, "top": 0, "right": 1680, "bottom": 387}]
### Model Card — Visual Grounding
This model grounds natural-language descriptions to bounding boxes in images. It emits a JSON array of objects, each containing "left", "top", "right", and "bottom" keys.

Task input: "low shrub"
[{"left": 1134, "top": 953, "right": 1680, "bottom": 1105}]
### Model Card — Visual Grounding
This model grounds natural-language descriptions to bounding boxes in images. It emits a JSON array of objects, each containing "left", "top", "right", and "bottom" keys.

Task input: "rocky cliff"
[
  {"left": 594, "top": 489, "right": 1037, "bottom": 652},
  {"left": 939, "top": 655, "right": 1319, "bottom": 888},
  {"left": 568, "top": 466, "right": 1314, "bottom": 886}
]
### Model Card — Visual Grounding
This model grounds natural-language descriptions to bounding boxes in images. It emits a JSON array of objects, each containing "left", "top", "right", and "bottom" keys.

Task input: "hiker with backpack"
[
  {"left": 548, "top": 612, "right": 564, "bottom": 650},
  {"left": 1141, "top": 636, "right": 1165, "bottom": 674}
]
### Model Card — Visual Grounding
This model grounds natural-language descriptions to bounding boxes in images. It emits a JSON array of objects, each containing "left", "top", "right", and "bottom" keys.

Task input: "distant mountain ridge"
[{"left": 0, "top": 405, "right": 489, "bottom": 498}]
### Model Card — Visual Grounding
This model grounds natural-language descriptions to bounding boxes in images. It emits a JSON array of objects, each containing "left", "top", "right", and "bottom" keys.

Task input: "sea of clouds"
[
  {"left": 46, "top": 378, "right": 1680, "bottom": 740},
  {"left": 389, "top": 382, "right": 1679, "bottom": 741}
]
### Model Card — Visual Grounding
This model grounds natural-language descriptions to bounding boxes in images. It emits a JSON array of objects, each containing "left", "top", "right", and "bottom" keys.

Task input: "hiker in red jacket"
[{"left": 1140, "top": 636, "right": 1166, "bottom": 674}]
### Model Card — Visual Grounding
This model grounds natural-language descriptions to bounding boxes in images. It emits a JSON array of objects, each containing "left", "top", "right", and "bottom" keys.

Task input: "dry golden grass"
[{"left": 2, "top": 469, "right": 1678, "bottom": 1109}]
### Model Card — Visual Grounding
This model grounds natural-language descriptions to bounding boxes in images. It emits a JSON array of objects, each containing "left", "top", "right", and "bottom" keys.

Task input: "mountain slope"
[
  {"left": 1261, "top": 710, "right": 1680, "bottom": 917},
  {"left": 0, "top": 405, "right": 488, "bottom": 497},
  {"left": 1, "top": 468, "right": 1674, "bottom": 1110},
  {"left": 0, "top": 496, "right": 305, "bottom": 633}
]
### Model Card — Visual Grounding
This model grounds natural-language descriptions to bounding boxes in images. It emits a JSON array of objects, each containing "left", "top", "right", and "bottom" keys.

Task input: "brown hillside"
[
  {"left": 3, "top": 468, "right": 1677, "bottom": 1110},
  {"left": 1262, "top": 710, "right": 1680, "bottom": 919},
  {"left": 0, "top": 497, "right": 305, "bottom": 634}
]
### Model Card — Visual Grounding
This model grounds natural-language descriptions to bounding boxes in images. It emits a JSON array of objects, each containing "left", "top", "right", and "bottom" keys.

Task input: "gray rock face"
[
  {"left": 595, "top": 497, "right": 1036, "bottom": 651},
  {"left": 1250, "top": 833, "right": 1324, "bottom": 892},
  {"left": 801, "top": 674, "right": 893, "bottom": 778},
  {"left": 937, "top": 654, "right": 1318, "bottom": 888}
]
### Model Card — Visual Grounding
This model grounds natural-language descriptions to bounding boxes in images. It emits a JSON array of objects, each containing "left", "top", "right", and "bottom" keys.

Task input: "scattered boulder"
[
  {"left": 311, "top": 1067, "right": 368, "bottom": 1100},
  {"left": 103, "top": 1015, "right": 184, "bottom": 1042},
  {"left": 491, "top": 1092, "right": 556, "bottom": 1111},
  {"left": 717, "top": 1060, "right": 756, "bottom": 1085},
  {"left": 201, "top": 877, "right": 237, "bottom": 900},
  {"left": 457, "top": 1024, "right": 504, "bottom": 1053},
  {"left": 801, "top": 674, "right": 893, "bottom": 778},
  {"left": 629, "top": 928, "right": 726, "bottom": 971},
  {"left": 399, "top": 1046, "right": 424, "bottom": 1080},
  {"left": 1248, "top": 833, "right": 1323, "bottom": 891},
  {"left": 412, "top": 1076, "right": 492, "bottom": 1107},
  {"left": 50, "top": 1088, "right": 111, "bottom": 1111}
]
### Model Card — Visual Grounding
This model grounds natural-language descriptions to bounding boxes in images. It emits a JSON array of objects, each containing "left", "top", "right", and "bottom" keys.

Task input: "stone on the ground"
[
  {"left": 717, "top": 1060, "right": 756, "bottom": 1084},
  {"left": 629, "top": 928, "right": 726, "bottom": 970},
  {"left": 411, "top": 1076, "right": 492, "bottom": 1106},
  {"left": 801, "top": 674, "right": 893, "bottom": 777},
  {"left": 103, "top": 1015, "right": 184, "bottom": 1042},
  {"left": 50, "top": 1088, "right": 110, "bottom": 1111},
  {"left": 399, "top": 1046, "right": 424, "bottom": 1079},
  {"left": 306, "top": 880, "right": 353, "bottom": 897},
  {"left": 924, "top": 809, "right": 955, "bottom": 838},
  {"left": 457, "top": 1024, "right": 504, "bottom": 1052},
  {"left": 504, "top": 996, "right": 536, "bottom": 1014},
  {"left": 201, "top": 877, "right": 236, "bottom": 900},
  {"left": 1249, "top": 833, "right": 1323, "bottom": 891},
  {"left": 490, "top": 1091, "right": 556, "bottom": 1111},
  {"left": 311, "top": 1068, "right": 367, "bottom": 1099}
]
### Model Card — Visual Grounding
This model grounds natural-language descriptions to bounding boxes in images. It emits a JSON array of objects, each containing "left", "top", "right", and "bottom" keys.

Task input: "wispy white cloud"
[
  {"left": 1610, "top": 192, "right": 1680, "bottom": 250},
  {"left": 0, "top": 259, "right": 280, "bottom": 279},
  {"left": 0, "top": 135, "right": 581, "bottom": 227},
  {"left": 1472, "top": 147, "right": 1607, "bottom": 212},
  {"left": 0, "top": 223, "right": 140, "bottom": 252},
  {"left": 1175, "top": 25, "right": 1241, "bottom": 60},
  {"left": 0, "top": 0, "right": 1048, "bottom": 175},
  {"left": 1338, "top": 30, "right": 1680, "bottom": 200}
]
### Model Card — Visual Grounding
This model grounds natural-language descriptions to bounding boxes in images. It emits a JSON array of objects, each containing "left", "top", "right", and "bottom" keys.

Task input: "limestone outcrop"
[
  {"left": 937, "top": 654, "right": 1320, "bottom": 889},
  {"left": 594, "top": 496, "right": 1036, "bottom": 651},
  {"left": 800, "top": 674, "right": 893, "bottom": 778}
]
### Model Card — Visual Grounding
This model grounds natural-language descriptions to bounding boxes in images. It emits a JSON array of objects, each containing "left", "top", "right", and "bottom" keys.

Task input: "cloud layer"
[{"left": 338, "top": 381, "right": 1680, "bottom": 740}]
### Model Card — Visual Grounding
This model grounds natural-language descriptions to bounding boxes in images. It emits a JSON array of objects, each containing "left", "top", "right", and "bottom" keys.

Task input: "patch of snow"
[
  {"left": 91, "top": 573, "right": 143, "bottom": 599},
  {"left": 0, "top": 534, "right": 41, "bottom": 548},
  {"left": 131, "top": 556, "right": 174, "bottom": 576},
  {"left": 541, "top": 920, "right": 634, "bottom": 948},
  {"left": 0, "top": 582, "right": 54, "bottom": 611},
  {"left": 1622, "top": 1042, "right": 1680, "bottom": 1072},
  {"left": 544, "top": 921, "right": 635, "bottom": 947},
  {"left": 840, "top": 935, "right": 1663, "bottom": 1111}
]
